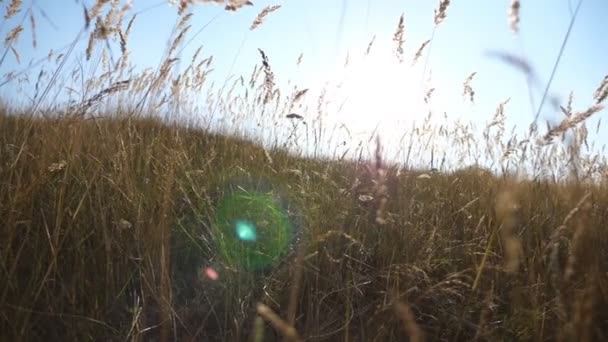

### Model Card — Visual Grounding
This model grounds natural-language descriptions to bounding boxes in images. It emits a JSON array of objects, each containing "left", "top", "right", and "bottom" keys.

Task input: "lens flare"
[
  {"left": 213, "top": 177, "right": 296, "bottom": 271},
  {"left": 204, "top": 267, "right": 219, "bottom": 281},
  {"left": 235, "top": 220, "right": 257, "bottom": 241}
]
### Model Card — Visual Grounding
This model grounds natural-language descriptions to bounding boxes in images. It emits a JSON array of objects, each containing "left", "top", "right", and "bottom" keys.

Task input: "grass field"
[{"left": 1, "top": 0, "right": 608, "bottom": 341}]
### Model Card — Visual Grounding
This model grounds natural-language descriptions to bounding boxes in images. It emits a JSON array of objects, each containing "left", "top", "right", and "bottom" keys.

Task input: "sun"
[{"left": 326, "top": 48, "right": 447, "bottom": 144}]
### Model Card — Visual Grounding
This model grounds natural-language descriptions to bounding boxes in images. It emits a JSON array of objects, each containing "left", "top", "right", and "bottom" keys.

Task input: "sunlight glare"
[{"left": 326, "top": 47, "right": 449, "bottom": 143}]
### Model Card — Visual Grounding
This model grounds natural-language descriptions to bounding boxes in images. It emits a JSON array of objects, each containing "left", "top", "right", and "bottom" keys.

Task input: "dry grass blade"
[
  {"left": 177, "top": 13, "right": 193, "bottom": 31},
  {"left": 509, "top": 0, "right": 520, "bottom": 33},
  {"left": 424, "top": 87, "right": 435, "bottom": 103},
  {"left": 117, "top": 29, "right": 128, "bottom": 69},
  {"left": 258, "top": 48, "right": 275, "bottom": 104},
  {"left": 89, "top": 0, "right": 110, "bottom": 20},
  {"left": 29, "top": 12, "right": 36, "bottom": 48},
  {"left": 85, "top": 15, "right": 116, "bottom": 61},
  {"left": 174, "top": 0, "right": 227, "bottom": 15},
  {"left": 4, "top": 25, "right": 23, "bottom": 47},
  {"left": 486, "top": 51, "right": 535, "bottom": 79},
  {"left": 434, "top": 0, "right": 450, "bottom": 26},
  {"left": 463, "top": 72, "right": 477, "bottom": 103},
  {"left": 73, "top": 79, "right": 131, "bottom": 115},
  {"left": 225, "top": 0, "right": 253, "bottom": 11},
  {"left": 9, "top": 46, "right": 20, "bottom": 64},
  {"left": 393, "top": 14, "right": 405, "bottom": 62},
  {"left": 292, "top": 89, "right": 308, "bottom": 103},
  {"left": 365, "top": 35, "right": 376, "bottom": 56},
  {"left": 86, "top": 32, "right": 95, "bottom": 61},
  {"left": 542, "top": 104, "right": 604, "bottom": 144},
  {"left": 167, "top": 24, "right": 191, "bottom": 58},
  {"left": 125, "top": 14, "right": 137, "bottom": 38},
  {"left": 83, "top": 4, "right": 91, "bottom": 29},
  {"left": 560, "top": 192, "right": 593, "bottom": 282},
  {"left": 564, "top": 192, "right": 592, "bottom": 226},
  {"left": 593, "top": 74, "right": 608, "bottom": 104},
  {"left": 561, "top": 91, "right": 574, "bottom": 117},
  {"left": 256, "top": 303, "right": 303, "bottom": 342},
  {"left": 250, "top": 5, "right": 281, "bottom": 31},
  {"left": 412, "top": 39, "right": 430, "bottom": 66}
]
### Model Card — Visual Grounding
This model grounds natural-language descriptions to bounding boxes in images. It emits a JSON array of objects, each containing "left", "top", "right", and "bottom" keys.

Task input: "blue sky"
[{"left": 1, "top": 0, "right": 607, "bottom": 164}]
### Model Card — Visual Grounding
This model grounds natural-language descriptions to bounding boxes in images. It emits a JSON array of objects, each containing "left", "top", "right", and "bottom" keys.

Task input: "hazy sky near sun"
[{"left": 2, "top": 0, "right": 608, "bottom": 157}]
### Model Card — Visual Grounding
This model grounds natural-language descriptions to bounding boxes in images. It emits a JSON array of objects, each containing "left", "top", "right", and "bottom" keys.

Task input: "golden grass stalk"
[
  {"left": 3, "top": 25, "right": 23, "bottom": 47},
  {"left": 251, "top": 316, "right": 265, "bottom": 342},
  {"left": 394, "top": 300, "right": 425, "bottom": 342},
  {"left": 496, "top": 189, "right": 522, "bottom": 273},
  {"left": 256, "top": 303, "right": 303, "bottom": 342},
  {"left": 250, "top": 5, "right": 282, "bottom": 31},
  {"left": 4, "top": 0, "right": 22, "bottom": 20}
]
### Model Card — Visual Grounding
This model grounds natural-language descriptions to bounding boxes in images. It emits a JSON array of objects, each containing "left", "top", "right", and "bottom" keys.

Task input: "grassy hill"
[
  {"left": 1, "top": 109, "right": 607, "bottom": 341},
  {"left": 1, "top": 0, "right": 607, "bottom": 340}
]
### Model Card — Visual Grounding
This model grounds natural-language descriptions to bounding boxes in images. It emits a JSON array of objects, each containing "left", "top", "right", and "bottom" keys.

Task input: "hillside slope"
[{"left": 1, "top": 111, "right": 607, "bottom": 341}]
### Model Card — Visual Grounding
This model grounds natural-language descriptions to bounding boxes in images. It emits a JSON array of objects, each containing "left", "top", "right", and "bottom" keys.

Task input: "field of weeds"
[{"left": 1, "top": 0, "right": 607, "bottom": 341}]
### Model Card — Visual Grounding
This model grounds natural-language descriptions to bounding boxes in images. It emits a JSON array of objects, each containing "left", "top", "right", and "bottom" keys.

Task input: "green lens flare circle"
[{"left": 213, "top": 182, "right": 294, "bottom": 271}]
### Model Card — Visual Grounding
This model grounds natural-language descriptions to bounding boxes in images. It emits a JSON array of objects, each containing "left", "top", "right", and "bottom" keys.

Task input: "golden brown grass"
[
  {"left": 4, "top": 0, "right": 22, "bottom": 20},
  {"left": 1, "top": 109, "right": 606, "bottom": 341}
]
